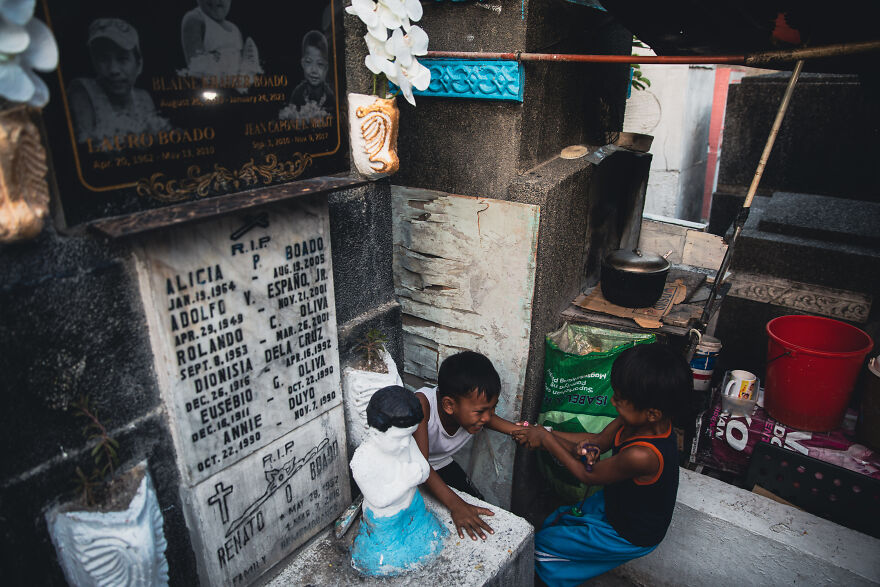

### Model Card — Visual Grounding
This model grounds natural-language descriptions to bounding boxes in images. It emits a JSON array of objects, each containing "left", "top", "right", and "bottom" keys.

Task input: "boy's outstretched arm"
[
  {"left": 413, "top": 393, "right": 495, "bottom": 541},
  {"left": 509, "top": 417, "right": 623, "bottom": 459},
  {"left": 513, "top": 425, "right": 658, "bottom": 486},
  {"left": 486, "top": 413, "right": 521, "bottom": 435},
  {"left": 576, "top": 417, "right": 624, "bottom": 455}
]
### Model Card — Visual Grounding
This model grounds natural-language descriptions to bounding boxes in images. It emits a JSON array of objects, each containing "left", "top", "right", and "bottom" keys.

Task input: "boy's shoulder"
[{"left": 414, "top": 387, "right": 436, "bottom": 421}]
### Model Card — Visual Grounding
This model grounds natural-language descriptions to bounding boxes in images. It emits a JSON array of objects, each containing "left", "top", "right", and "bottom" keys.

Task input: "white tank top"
[{"left": 418, "top": 386, "right": 472, "bottom": 469}]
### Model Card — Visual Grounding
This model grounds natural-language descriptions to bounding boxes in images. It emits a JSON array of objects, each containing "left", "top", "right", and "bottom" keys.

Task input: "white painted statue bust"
[{"left": 350, "top": 386, "right": 447, "bottom": 576}]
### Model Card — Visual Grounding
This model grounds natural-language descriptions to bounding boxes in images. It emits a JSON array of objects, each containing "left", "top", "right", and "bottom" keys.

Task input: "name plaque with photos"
[{"left": 39, "top": 0, "right": 346, "bottom": 226}]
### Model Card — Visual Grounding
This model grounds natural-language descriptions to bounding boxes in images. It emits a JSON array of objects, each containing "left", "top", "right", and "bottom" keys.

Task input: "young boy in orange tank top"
[{"left": 512, "top": 343, "right": 691, "bottom": 586}]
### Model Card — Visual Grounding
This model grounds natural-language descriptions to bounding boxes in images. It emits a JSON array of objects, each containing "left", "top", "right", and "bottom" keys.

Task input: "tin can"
[{"left": 690, "top": 334, "right": 722, "bottom": 391}]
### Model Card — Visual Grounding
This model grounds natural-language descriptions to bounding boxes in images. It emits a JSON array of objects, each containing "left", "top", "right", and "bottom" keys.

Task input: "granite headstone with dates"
[
  {"left": 39, "top": 0, "right": 346, "bottom": 226},
  {"left": 135, "top": 197, "right": 349, "bottom": 586}
]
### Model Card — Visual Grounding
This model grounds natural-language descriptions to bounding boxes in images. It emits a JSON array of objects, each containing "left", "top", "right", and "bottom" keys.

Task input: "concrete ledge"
[
  {"left": 616, "top": 468, "right": 880, "bottom": 585},
  {"left": 260, "top": 490, "right": 534, "bottom": 586}
]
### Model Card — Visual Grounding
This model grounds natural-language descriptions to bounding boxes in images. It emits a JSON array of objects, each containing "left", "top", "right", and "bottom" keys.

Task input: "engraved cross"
[{"left": 208, "top": 482, "right": 234, "bottom": 524}]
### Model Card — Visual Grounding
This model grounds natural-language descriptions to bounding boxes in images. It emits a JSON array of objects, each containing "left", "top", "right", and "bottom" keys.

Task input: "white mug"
[{"left": 724, "top": 370, "right": 757, "bottom": 400}]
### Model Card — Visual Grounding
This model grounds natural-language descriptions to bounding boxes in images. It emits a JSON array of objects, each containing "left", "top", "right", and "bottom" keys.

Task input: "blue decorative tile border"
[{"left": 396, "top": 59, "right": 525, "bottom": 102}]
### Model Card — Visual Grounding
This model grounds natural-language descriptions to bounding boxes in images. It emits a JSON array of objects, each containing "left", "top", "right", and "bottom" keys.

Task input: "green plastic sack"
[{"left": 538, "top": 322, "right": 655, "bottom": 502}]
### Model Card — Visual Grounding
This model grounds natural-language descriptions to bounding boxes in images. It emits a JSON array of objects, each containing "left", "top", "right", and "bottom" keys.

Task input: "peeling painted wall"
[{"left": 392, "top": 186, "right": 540, "bottom": 507}]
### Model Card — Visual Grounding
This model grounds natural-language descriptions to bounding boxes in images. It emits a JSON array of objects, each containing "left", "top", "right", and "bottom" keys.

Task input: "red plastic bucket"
[{"left": 765, "top": 315, "right": 874, "bottom": 431}]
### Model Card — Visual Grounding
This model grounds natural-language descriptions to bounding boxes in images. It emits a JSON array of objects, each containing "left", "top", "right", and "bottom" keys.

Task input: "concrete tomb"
[
  {"left": 264, "top": 488, "right": 535, "bottom": 587},
  {"left": 134, "top": 198, "right": 349, "bottom": 586}
]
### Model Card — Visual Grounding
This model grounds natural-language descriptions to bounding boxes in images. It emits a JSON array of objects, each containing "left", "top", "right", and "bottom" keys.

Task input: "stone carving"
[
  {"left": 47, "top": 463, "right": 169, "bottom": 587},
  {"left": 135, "top": 202, "right": 350, "bottom": 585},
  {"left": 0, "top": 107, "right": 50, "bottom": 243},
  {"left": 350, "top": 386, "right": 447, "bottom": 576},
  {"left": 348, "top": 93, "right": 399, "bottom": 178},
  {"left": 412, "top": 59, "right": 524, "bottom": 102},
  {"left": 728, "top": 271, "right": 871, "bottom": 323},
  {"left": 135, "top": 153, "right": 313, "bottom": 202}
]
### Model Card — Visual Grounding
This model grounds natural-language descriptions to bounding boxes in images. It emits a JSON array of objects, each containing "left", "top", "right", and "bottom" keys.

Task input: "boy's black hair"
[
  {"left": 366, "top": 385, "right": 423, "bottom": 432},
  {"left": 610, "top": 343, "right": 692, "bottom": 418},
  {"left": 302, "top": 30, "right": 328, "bottom": 57},
  {"left": 437, "top": 351, "right": 501, "bottom": 401}
]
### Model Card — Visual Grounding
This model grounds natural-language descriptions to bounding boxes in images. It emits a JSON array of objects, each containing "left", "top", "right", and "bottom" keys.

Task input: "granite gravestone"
[
  {"left": 39, "top": 0, "right": 346, "bottom": 226},
  {"left": 135, "top": 197, "right": 349, "bottom": 585}
]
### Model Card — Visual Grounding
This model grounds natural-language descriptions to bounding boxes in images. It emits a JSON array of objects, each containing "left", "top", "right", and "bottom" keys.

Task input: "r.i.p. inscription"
[
  {"left": 136, "top": 199, "right": 342, "bottom": 483},
  {"left": 183, "top": 409, "right": 349, "bottom": 586}
]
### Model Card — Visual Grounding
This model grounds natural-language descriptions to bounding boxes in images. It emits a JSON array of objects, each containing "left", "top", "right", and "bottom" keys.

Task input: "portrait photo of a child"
[{"left": 279, "top": 30, "right": 334, "bottom": 121}]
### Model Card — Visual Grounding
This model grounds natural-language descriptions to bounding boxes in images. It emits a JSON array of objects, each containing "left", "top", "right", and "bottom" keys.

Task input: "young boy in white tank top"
[{"left": 413, "top": 351, "right": 520, "bottom": 541}]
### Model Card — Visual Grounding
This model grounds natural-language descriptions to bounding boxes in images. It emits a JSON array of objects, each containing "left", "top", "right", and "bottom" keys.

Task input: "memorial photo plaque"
[
  {"left": 39, "top": 0, "right": 346, "bottom": 226},
  {"left": 135, "top": 197, "right": 342, "bottom": 485}
]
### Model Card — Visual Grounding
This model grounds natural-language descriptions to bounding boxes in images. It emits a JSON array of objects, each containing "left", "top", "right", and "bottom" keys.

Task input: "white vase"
[
  {"left": 46, "top": 462, "right": 169, "bottom": 587},
  {"left": 342, "top": 349, "right": 403, "bottom": 452},
  {"left": 347, "top": 93, "right": 400, "bottom": 178}
]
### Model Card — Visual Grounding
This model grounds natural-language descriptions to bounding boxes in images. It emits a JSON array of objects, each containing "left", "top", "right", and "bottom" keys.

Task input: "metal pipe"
[
  {"left": 746, "top": 40, "right": 880, "bottom": 65},
  {"left": 426, "top": 39, "right": 880, "bottom": 66},
  {"left": 426, "top": 50, "right": 745, "bottom": 64}
]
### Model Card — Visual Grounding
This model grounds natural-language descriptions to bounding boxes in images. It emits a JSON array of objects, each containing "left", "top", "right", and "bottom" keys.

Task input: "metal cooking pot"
[{"left": 601, "top": 248, "right": 670, "bottom": 308}]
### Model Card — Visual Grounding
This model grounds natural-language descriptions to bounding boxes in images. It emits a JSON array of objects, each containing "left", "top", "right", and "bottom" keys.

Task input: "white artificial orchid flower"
[
  {"left": 393, "top": 56, "right": 431, "bottom": 106},
  {"left": 346, "top": 0, "right": 396, "bottom": 40},
  {"left": 0, "top": 18, "right": 29, "bottom": 55},
  {"left": 345, "top": 0, "right": 379, "bottom": 28},
  {"left": 0, "top": 0, "right": 36, "bottom": 26},
  {"left": 376, "top": 6, "right": 406, "bottom": 31},
  {"left": 404, "top": 0, "right": 423, "bottom": 22},
  {"left": 0, "top": 0, "right": 58, "bottom": 107},
  {"left": 379, "top": 0, "right": 422, "bottom": 28},
  {"left": 386, "top": 26, "right": 428, "bottom": 68},
  {"left": 349, "top": 0, "right": 430, "bottom": 104},
  {"left": 364, "top": 33, "right": 396, "bottom": 81}
]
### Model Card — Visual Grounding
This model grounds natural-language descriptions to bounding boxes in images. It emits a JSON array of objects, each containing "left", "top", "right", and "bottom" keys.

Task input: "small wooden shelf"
[
  {"left": 560, "top": 266, "right": 718, "bottom": 337},
  {"left": 89, "top": 175, "right": 369, "bottom": 239}
]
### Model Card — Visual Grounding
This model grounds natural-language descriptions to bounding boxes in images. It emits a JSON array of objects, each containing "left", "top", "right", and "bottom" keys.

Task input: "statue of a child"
[{"left": 350, "top": 385, "right": 448, "bottom": 576}]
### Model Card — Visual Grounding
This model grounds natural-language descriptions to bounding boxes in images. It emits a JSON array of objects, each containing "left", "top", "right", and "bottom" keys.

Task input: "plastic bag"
[{"left": 538, "top": 322, "right": 655, "bottom": 501}]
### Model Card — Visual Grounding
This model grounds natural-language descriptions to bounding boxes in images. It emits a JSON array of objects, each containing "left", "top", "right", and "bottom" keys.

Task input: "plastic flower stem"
[{"left": 377, "top": 73, "right": 388, "bottom": 100}]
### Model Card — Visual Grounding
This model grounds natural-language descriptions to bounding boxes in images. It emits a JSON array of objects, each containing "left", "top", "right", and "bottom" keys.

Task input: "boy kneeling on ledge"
[
  {"left": 512, "top": 343, "right": 691, "bottom": 587},
  {"left": 413, "top": 351, "right": 522, "bottom": 541}
]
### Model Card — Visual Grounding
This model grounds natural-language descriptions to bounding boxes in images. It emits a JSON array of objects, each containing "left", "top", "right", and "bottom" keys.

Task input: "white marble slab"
[
  {"left": 182, "top": 408, "right": 350, "bottom": 587},
  {"left": 134, "top": 200, "right": 342, "bottom": 485},
  {"left": 261, "top": 487, "right": 534, "bottom": 586},
  {"left": 392, "top": 187, "right": 540, "bottom": 508}
]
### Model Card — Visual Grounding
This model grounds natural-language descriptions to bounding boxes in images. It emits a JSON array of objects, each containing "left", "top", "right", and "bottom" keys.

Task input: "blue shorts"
[{"left": 535, "top": 490, "right": 656, "bottom": 587}]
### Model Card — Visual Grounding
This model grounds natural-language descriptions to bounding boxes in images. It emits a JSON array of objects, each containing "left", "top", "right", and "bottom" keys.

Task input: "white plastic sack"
[{"left": 342, "top": 349, "right": 402, "bottom": 449}]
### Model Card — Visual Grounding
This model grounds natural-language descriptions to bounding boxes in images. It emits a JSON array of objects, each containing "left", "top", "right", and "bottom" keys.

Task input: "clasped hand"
[
  {"left": 509, "top": 422, "right": 548, "bottom": 449},
  {"left": 576, "top": 441, "right": 602, "bottom": 468}
]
